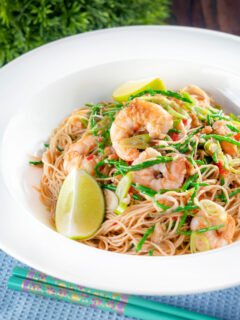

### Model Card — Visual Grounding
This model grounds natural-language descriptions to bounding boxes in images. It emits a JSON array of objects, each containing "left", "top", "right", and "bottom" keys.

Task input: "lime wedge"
[
  {"left": 112, "top": 77, "right": 166, "bottom": 102},
  {"left": 55, "top": 169, "right": 104, "bottom": 239}
]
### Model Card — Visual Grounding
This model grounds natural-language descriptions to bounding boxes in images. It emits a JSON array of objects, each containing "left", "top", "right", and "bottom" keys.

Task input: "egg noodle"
[{"left": 31, "top": 84, "right": 240, "bottom": 256}]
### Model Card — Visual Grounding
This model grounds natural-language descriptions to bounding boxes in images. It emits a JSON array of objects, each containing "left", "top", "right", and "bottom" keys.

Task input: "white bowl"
[{"left": 1, "top": 26, "right": 240, "bottom": 295}]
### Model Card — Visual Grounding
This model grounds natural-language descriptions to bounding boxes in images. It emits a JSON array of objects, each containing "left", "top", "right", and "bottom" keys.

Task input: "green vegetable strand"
[
  {"left": 226, "top": 124, "right": 240, "bottom": 133},
  {"left": 168, "top": 128, "right": 181, "bottom": 134},
  {"left": 29, "top": 160, "right": 43, "bottom": 165},
  {"left": 132, "top": 194, "right": 141, "bottom": 200},
  {"left": 181, "top": 173, "right": 199, "bottom": 191},
  {"left": 101, "top": 184, "right": 117, "bottom": 191},
  {"left": 148, "top": 248, "right": 155, "bottom": 256},
  {"left": 136, "top": 225, "right": 155, "bottom": 253},
  {"left": 202, "top": 134, "right": 240, "bottom": 147},
  {"left": 179, "top": 224, "right": 225, "bottom": 235},
  {"left": 172, "top": 205, "right": 199, "bottom": 213},
  {"left": 229, "top": 189, "right": 240, "bottom": 197},
  {"left": 57, "top": 146, "right": 64, "bottom": 152},
  {"left": 128, "top": 89, "right": 192, "bottom": 103},
  {"left": 132, "top": 184, "right": 157, "bottom": 197}
]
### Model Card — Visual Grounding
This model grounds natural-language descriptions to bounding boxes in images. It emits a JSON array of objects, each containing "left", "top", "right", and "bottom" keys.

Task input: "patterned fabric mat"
[{"left": 0, "top": 249, "right": 239, "bottom": 320}]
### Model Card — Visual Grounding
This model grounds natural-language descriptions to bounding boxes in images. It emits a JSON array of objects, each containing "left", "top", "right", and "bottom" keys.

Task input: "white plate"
[{"left": 1, "top": 26, "right": 240, "bottom": 295}]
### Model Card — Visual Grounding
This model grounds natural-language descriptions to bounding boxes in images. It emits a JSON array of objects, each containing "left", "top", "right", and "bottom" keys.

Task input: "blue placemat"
[{"left": 0, "top": 249, "right": 239, "bottom": 320}]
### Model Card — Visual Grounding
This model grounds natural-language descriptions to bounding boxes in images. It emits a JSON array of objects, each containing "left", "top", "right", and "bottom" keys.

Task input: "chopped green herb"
[
  {"left": 44, "top": 143, "right": 49, "bottom": 148},
  {"left": 136, "top": 225, "right": 155, "bottom": 253}
]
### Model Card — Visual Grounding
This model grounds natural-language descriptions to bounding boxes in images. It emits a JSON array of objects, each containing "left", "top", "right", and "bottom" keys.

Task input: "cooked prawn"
[
  {"left": 191, "top": 212, "right": 235, "bottom": 249},
  {"left": 63, "top": 134, "right": 99, "bottom": 175},
  {"left": 131, "top": 148, "right": 187, "bottom": 191},
  {"left": 110, "top": 98, "right": 173, "bottom": 161},
  {"left": 213, "top": 120, "right": 239, "bottom": 157}
]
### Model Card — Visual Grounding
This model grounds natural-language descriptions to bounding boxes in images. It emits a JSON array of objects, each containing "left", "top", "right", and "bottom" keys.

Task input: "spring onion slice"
[
  {"left": 115, "top": 173, "right": 132, "bottom": 203},
  {"left": 119, "top": 134, "right": 150, "bottom": 149},
  {"left": 114, "top": 202, "right": 127, "bottom": 215},
  {"left": 190, "top": 232, "right": 210, "bottom": 253},
  {"left": 136, "top": 225, "right": 155, "bottom": 253}
]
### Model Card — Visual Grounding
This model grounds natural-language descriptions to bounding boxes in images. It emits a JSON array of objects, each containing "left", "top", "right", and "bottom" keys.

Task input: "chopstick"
[{"left": 8, "top": 267, "right": 219, "bottom": 320}]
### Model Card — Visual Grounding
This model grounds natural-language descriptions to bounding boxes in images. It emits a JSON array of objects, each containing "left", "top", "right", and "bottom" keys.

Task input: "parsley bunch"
[{"left": 0, "top": 0, "right": 170, "bottom": 66}]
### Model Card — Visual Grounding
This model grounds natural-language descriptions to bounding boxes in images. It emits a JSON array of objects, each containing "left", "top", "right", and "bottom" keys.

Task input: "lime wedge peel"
[
  {"left": 112, "top": 77, "right": 166, "bottom": 103},
  {"left": 55, "top": 169, "right": 104, "bottom": 239}
]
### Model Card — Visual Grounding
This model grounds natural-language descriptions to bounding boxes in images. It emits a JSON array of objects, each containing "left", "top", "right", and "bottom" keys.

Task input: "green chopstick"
[
  {"left": 8, "top": 276, "right": 181, "bottom": 320},
  {"left": 9, "top": 267, "right": 218, "bottom": 320}
]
